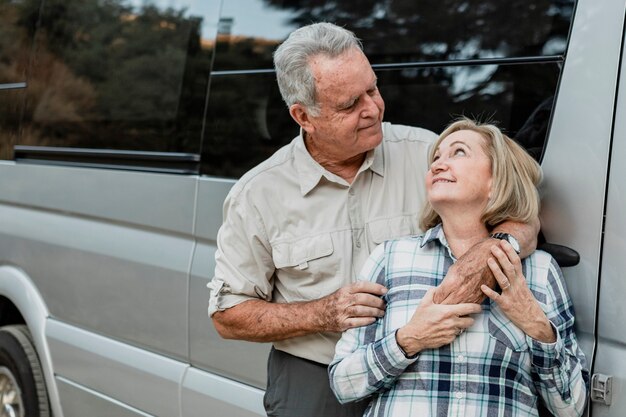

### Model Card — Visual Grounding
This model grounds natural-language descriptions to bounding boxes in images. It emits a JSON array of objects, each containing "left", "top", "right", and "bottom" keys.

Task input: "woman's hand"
[{"left": 480, "top": 239, "right": 556, "bottom": 343}]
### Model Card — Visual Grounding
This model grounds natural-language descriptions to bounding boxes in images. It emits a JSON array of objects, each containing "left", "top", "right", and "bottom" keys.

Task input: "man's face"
[{"left": 302, "top": 48, "right": 385, "bottom": 162}]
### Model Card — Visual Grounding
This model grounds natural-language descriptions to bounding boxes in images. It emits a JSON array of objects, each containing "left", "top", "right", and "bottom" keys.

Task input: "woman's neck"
[{"left": 439, "top": 209, "right": 489, "bottom": 259}]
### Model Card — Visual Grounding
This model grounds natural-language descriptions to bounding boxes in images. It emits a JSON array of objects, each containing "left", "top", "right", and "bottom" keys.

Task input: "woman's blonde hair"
[{"left": 420, "top": 118, "right": 542, "bottom": 231}]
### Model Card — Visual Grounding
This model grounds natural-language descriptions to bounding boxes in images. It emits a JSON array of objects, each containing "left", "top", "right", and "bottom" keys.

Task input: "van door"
[
  {"left": 590, "top": 23, "right": 626, "bottom": 417},
  {"left": 183, "top": 177, "right": 268, "bottom": 417}
]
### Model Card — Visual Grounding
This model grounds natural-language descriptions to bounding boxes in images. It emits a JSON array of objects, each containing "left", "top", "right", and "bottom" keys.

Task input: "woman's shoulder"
[
  {"left": 524, "top": 249, "right": 555, "bottom": 267},
  {"left": 380, "top": 233, "right": 443, "bottom": 268},
  {"left": 382, "top": 233, "right": 428, "bottom": 252},
  {"left": 522, "top": 250, "right": 565, "bottom": 296}
]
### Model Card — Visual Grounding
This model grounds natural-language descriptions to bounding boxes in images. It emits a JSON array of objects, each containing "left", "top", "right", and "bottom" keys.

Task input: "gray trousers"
[{"left": 263, "top": 347, "right": 369, "bottom": 417}]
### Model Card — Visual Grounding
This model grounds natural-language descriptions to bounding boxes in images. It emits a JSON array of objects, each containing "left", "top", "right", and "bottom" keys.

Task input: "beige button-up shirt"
[{"left": 209, "top": 122, "right": 437, "bottom": 364}]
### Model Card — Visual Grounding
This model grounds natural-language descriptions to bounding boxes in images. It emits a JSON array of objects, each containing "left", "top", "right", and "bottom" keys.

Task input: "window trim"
[{"left": 13, "top": 146, "right": 200, "bottom": 175}]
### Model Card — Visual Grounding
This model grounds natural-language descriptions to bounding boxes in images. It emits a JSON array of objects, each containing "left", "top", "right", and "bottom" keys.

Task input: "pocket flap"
[
  {"left": 272, "top": 233, "right": 334, "bottom": 268},
  {"left": 368, "top": 214, "right": 418, "bottom": 244}
]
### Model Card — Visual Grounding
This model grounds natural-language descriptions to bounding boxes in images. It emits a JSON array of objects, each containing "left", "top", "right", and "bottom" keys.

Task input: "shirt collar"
[
  {"left": 420, "top": 223, "right": 456, "bottom": 260},
  {"left": 370, "top": 142, "right": 384, "bottom": 177},
  {"left": 293, "top": 129, "right": 385, "bottom": 196},
  {"left": 420, "top": 223, "right": 445, "bottom": 247}
]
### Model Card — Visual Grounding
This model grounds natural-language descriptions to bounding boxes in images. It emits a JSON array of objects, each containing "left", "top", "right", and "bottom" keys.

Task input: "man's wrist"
[{"left": 490, "top": 232, "right": 521, "bottom": 254}]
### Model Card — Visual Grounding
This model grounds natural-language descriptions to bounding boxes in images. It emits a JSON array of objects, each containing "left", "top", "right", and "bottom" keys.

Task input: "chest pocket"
[
  {"left": 367, "top": 214, "right": 419, "bottom": 245},
  {"left": 272, "top": 233, "right": 333, "bottom": 269},
  {"left": 488, "top": 303, "right": 529, "bottom": 352},
  {"left": 270, "top": 233, "right": 337, "bottom": 300}
]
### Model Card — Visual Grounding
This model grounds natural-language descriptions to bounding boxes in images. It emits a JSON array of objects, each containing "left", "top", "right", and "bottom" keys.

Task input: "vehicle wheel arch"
[{"left": 0, "top": 265, "right": 64, "bottom": 417}]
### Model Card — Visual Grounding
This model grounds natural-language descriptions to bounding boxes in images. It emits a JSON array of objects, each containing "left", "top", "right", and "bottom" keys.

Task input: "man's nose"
[{"left": 361, "top": 94, "right": 381, "bottom": 118}]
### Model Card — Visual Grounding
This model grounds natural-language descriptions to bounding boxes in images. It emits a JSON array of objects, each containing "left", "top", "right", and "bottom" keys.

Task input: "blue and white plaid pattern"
[{"left": 330, "top": 224, "right": 589, "bottom": 417}]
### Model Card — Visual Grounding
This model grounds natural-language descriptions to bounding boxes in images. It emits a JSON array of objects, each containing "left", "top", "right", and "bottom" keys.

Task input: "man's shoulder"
[
  {"left": 382, "top": 122, "right": 438, "bottom": 145},
  {"left": 228, "top": 137, "right": 299, "bottom": 200}
]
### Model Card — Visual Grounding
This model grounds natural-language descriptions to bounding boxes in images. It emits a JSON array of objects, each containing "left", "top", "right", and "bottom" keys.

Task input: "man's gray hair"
[{"left": 273, "top": 22, "right": 363, "bottom": 115}]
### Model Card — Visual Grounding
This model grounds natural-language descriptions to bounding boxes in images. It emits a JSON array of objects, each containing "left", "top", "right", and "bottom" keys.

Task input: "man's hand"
[
  {"left": 396, "top": 288, "right": 481, "bottom": 356},
  {"left": 318, "top": 281, "right": 388, "bottom": 332},
  {"left": 432, "top": 219, "right": 539, "bottom": 305},
  {"left": 432, "top": 238, "right": 497, "bottom": 305}
]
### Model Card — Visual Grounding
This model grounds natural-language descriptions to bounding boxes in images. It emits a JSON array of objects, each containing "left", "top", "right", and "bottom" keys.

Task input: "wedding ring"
[{"left": 501, "top": 281, "right": 511, "bottom": 291}]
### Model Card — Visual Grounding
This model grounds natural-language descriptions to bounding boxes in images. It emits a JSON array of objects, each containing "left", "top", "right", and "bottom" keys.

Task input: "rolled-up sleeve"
[{"left": 208, "top": 190, "right": 275, "bottom": 317}]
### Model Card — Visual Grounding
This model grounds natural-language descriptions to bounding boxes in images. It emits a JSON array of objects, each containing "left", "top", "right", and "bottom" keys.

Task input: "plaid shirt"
[{"left": 330, "top": 224, "right": 589, "bottom": 417}]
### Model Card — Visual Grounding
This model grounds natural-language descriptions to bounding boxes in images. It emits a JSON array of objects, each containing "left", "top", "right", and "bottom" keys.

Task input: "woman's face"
[{"left": 426, "top": 129, "right": 493, "bottom": 213}]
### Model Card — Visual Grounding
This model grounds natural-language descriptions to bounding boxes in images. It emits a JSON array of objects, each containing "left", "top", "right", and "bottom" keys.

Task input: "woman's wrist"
[
  {"left": 396, "top": 327, "right": 420, "bottom": 358},
  {"left": 524, "top": 318, "right": 556, "bottom": 343}
]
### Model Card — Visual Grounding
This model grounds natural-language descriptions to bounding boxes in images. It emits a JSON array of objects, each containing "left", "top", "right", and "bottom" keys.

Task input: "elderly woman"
[{"left": 329, "top": 118, "right": 589, "bottom": 417}]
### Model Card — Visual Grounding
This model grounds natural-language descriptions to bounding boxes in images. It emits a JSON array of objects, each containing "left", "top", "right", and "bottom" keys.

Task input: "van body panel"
[
  {"left": 0, "top": 203, "right": 192, "bottom": 359},
  {"left": 47, "top": 319, "right": 186, "bottom": 417},
  {"left": 193, "top": 178, "right": 236, "bottom": 240},
  {"left": 189, "top": 176, "right": 270, "bottom": 388},
  {"left": 0, "top": 162, "right": 196, "bottom": 234},
  {"left": 56, "top": 377, "right": 153, "bottom": 417},
  {"left": 539, "top": 0, "right": 626, "bottom": 359},
  {"left": 181, "top": 367, "right": 265, "bottom": 417},
  {"left": 188, "top": 241, "right": 270, "bottom": 389},
  {"left": 592, "top": 22, "right": 626, "bottom": 415}
]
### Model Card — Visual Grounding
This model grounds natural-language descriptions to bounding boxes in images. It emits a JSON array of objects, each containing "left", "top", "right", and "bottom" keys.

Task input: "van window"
[
  {"left": 201, "top": 0, "right": 575, "bottom": 178},
  {"left": 0, "top": 0, "right": 34, "bottom": 84},
  {"left": 0, "top": 0, "right": 36, "bottom": 160},
  {"left": 10, "top": 0, "right": 219, "bottom": 159},
  {"left": 201, "top": 62, "right": 559, "bottom": 178},
  {"left": 0, "top": 89, "right": 24, "bottom": 161},
  {"left": 376, "top": 62, "right": 560, "bottom": 161}
]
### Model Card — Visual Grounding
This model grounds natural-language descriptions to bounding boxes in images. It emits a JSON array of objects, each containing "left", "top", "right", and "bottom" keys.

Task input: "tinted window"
[
  {"left": 16, "top": 0, "right": 220, "bottom": 155},
  {"left": 0, "top": 0, "right": 36, "bottom": 84},
  {"left": 0, "top": 89, "right": 24, "bottom": 160},
  {"left": 376, "top": 63, "right": 559, "bottom": 160},
  {"left": 214, "top": 0, "right": 576, "bottom": 71},
  {"left": 204, "top": 0, "right": 575, "bottom": 178},
  {"left": 0, "top": 0, "right": 37, "bottom": 160},
  {"left": 201, "top": 62, "right": 559, "bottom": 177},
  {"left": 202, "top": 71, "right": 297, "bottom": 178}
]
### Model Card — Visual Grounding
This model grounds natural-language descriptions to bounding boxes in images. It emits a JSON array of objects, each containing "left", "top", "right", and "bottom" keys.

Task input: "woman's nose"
[{"left": 430, "top": 158, "right": 447, "bottom": 173}]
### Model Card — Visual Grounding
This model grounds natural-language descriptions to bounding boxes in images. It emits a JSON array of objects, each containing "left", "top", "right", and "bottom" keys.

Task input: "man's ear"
[{"left": 289, "top": 104, "right": 314, "bottom": 134}]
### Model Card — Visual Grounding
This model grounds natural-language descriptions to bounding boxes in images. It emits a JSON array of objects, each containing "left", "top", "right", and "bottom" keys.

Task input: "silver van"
[{"left": 0, "top": 0, "right": 624, "bottom": 415}]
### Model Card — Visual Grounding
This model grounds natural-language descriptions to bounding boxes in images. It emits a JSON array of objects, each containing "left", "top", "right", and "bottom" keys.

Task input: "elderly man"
[{"left": 208, "top": 22, "right": 537, "bottom": 417}]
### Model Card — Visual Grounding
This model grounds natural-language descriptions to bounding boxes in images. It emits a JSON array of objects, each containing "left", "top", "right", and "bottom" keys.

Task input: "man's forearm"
[
  {"left": 492, "top": 217, "right": 540, "bottom": 258},
  {"left": 212, "top": 298, "right": 327, "bottom": 342}
]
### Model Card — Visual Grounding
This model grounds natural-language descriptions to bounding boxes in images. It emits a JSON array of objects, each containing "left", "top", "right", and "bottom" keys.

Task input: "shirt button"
[
  {"left": 457, "top": 354, "right": 465, "bottom": 362},
  {"left": 355, "top": 241, "right": 361, "bottom": 248},
  {"left": 455, "top": 392, "right": 464, "bottom": 400},
  {"left": 348, "top": 188, "right": 355, "bottom": 195}
]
